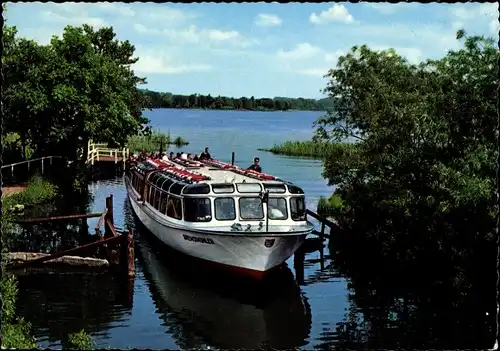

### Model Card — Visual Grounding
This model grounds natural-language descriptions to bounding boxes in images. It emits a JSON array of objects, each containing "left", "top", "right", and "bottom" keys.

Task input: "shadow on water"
[
  {"left": 124, "top": 199, "right": 313, "bottom": 350},
  {"left": 315, "top": 227, "right": 497, "bottom": 350}
]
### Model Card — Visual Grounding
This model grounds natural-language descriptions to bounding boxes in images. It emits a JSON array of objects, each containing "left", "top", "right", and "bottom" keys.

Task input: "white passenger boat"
[{"left": 124, "top": 155, "right": 314, "bottom": 280}]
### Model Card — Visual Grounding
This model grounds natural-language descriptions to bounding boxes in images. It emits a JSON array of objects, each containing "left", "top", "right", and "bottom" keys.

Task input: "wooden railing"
[
  {"left": 306, "top": 209, "right": 341, "bottom": 240},
  {"left": 1, "top": 156, "right": 65, "bottom": 174},
  {"left": 87, "top": 140, "right": 130, "bottom": 165}
]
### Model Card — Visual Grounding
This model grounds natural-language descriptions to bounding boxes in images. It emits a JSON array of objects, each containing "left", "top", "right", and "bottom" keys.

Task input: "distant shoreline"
[{"left": 147, "top": 107, "right": 326, "bottom": 113}]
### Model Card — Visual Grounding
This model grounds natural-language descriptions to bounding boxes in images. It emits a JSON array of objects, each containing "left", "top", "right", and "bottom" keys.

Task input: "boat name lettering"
[{"left": 183, "top": 234, "right": 215, "bottom": 245}]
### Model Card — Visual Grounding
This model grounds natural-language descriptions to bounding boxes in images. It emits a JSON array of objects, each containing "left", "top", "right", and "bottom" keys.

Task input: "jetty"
[{"left": 7, "top": 195, "right": 135, "bottom": 279}]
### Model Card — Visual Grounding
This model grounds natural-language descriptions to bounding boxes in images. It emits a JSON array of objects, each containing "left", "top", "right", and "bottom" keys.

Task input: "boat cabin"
[{"left": 127, "top": 162, "right": 307, "bottom": 228}]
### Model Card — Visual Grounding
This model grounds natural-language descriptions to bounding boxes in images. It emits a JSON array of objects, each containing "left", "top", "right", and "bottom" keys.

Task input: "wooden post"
[
  {"left": 121, "top": 229, "right": 135, "bottom": 278},
  {"left": 41, "top": 158, "right": 44, "bottom": 174},
  {"left": 320, "top": 222, "right": 325, "bottom": 242},
  {"left": 104, "top": 195, "right": 114, "bottom": 238},
  {"left": 293, "top": 250, "right": 305, "bottom": 285},
  {"left": 231, "top": 152, "right": 235, "bottom": 166}
]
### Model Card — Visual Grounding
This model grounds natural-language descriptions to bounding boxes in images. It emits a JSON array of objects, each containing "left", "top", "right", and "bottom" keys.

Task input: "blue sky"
[{"left": 6, "top": 2, "right": 499, "bottom": 99}]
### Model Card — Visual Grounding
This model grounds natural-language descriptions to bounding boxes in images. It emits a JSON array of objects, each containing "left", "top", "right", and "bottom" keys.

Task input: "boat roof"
[{"left": 131, "top": 156, "right": 303, "bottom": 191}]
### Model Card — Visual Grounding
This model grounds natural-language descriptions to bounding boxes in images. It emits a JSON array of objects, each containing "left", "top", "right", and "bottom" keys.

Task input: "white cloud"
[
  {"left": 133, "top": 54, "right": 211, "bottom": 74},
  {"left": 276, "top": 45, "right": 344, "bottom": 77},
  {"left": 277, "top": 43, "right": 323, "bottom": 60},
  {"left": 324, "top": 50, "right": 344, "bottom": 63},
  {"left": 94, "top": 3, "right": 135, "bottom": 17},
  {"left": 309, "top": 4, "right": 354, "bottom": 25},
  {"left": 451, "top": 2, "right": 499, "bottom": 35},
  {"left": 135, "top": 24, "right": 255, "bottom": 48},
  {"left": 364, "top": 3, "right": 419, "bottom": 15},
  {"left": 207, "top": 29, "right": 240, "bottom": 41},
  {"left": 40, "top": 10, "right": 105, "bottom": 28},
  {"left": 255, "top": 13, "right": 282, "bottom": 27}
]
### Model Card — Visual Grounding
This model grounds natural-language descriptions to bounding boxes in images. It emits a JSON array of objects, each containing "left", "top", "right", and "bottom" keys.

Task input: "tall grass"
[
  {"left": 3, "top": 175, "right": 57, "bottom": 208},
  {"left": 127, "top": 130, "right": 189, "bottom": 153},
  {"left": 259, "top": 141, "right": 357, "bottom": 159}
]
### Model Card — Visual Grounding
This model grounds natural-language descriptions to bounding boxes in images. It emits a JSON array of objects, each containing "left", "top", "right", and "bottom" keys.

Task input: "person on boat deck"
[
  {"left": 187, "top": 153, "right": 193, "bottom": 160},
  {"left": 193, "top": 154, "right": 200, "bottom": 161},
  {"left": 176, "top": 152, "right": 182, "bottom": 159},
  {"left": 247, "top": 157, "right": 262, "bottom": 173},
  {"left": 180, "top": 152, "right": 188, "bottom": 160},
  {"left": 199, "top": 147, "right": 212, "bottom": 160},
  {"left": 169, "top": 152, "right": 175, "bottom": 159},
  {"left": 162, "top": 153, "right": 169, "bottom": 161}
]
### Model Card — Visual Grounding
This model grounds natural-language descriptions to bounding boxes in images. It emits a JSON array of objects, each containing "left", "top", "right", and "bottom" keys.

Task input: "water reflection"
[
  {"left": 127, "top": 200, "right": 312, "bottom": 350},
  {"left": 16, "top": 272, "right": 133, "bottom": 348},
  {"left": 321, "top": 229, "right": 497, "bottom": 349}
]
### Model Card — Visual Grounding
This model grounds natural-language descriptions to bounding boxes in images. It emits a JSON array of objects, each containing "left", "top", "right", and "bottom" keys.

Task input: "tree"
[
  {"left": 3, "top": 24, "right": 150, "bottom": 161},
  {"left": 314, "top": 31, "right": 498, "bottom": 293}
]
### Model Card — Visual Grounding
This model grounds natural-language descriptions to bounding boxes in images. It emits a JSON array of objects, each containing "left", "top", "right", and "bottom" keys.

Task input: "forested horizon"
[{"left": 139, "top": 89, "right": 336, "bottom": 111}]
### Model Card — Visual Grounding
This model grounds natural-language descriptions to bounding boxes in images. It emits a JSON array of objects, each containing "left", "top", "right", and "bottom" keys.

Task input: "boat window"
[
  {"left": 159, "top": 191, "right": 168, "bottom": 214},
  {"left": 154, "top": 189, "right": 162, "bottom": 210},
  {"left": 263, "top": 184, "right": 286, "bottom": 194},
  {"left": 184, "top": 198, "right": 212, "bottom": 222},
  {"left": 214, "top": 198, "right": 236, "bottom": 221},
  {"left": 290, "top": 197, "right": 306, "bottom": 221},
  {"left": 161, "top": 178, "right": 174, "bottom": 192},
  {"left": 183, "top": 184, "right": 211, "bottom": 195},
  {"left": 166, "top": 195, "right": 183, "bottom": 220},
  {"left": 148, "top": 187, "right": 155, "bottom": 204},
  {"left": 156, "top": 175, "right": 167, "bottom": 188},
  {"left": 150, "top": 172, "right": 160, "bottom": 185},
  {"left": 286, "top": 183, "right": 304, "bottom": 194},
  {"left": 236, "top": 183, "right": 262, "bottom": 193},
  {"left": 212, "top": 184, "right": 235, "bottom": 194},
  {"left": 268, "top": 198, "right": 288, "bottom": 220},
  {"left": 170, "top": 182, "right": 185, "bottom": 195},
  {"left": 239, "top": 197, "right": 264, "bottom": 220}
]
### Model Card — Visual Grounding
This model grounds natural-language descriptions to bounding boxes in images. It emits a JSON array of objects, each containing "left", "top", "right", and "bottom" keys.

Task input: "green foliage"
[
  {"left": 1, "top": 317, "right": 37, "bottom": 349},
  {"left": 1, "top": 266, "right": 36, "bottom": 350},
  {"left": 66, "top": 330, "right": 93, "bottom": 350},
  {"left": 315, "top": 31, "right": 498, "bottom": 293},
  {"left": 4, "top": 175, "right": 57, "bottom": 207},
  {"left": 2, "top": 132, "right": 35, "bottom": 162},
  {"left": 259, "top": 141, "right": 358, "bottom": 159},
  {"left": 139, "top": 89, "right": 335, "bottom": 111},
  {"left": 127, "top": 130, "right": 189, "bottom": 153},
  {"left": 2, "top": 23, "right": 149, "bottom": 162},
  {"left": 317, "top": 194, "right": 344, "bottom": 217}
]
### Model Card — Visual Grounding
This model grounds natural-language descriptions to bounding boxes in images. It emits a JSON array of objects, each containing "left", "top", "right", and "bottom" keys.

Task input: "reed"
[
  {"left": 127, "top": 130, "right": 189, "bottom": 153},
  {"left": 259, "top": 140, "right": 356, "bottom": 159}
]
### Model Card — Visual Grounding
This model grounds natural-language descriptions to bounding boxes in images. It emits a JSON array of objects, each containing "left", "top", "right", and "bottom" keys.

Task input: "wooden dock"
[
  {"left": 293, "top": 209, "right": 341, "bottom": 285},
  {"left": 8, "top": 194, "right": 135, "bottom": 279},
  {"left": 87, "top": 141, "right": 130, "bottom": 165}
]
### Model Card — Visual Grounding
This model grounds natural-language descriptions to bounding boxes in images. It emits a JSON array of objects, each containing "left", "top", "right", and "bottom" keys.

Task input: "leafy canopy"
[
  {"left": 314, "top": 30, "right": 498, "bottom": 288},
  {"left": 3, "top": 23, "right": 150, "bottom": 159}
]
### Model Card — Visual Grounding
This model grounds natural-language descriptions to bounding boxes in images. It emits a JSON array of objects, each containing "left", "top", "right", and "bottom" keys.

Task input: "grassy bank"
[
  {"left": 259, "top": 140, "right": 357, "bottom": 159},
  {"left": 127, "top": 130, "right": 189, "bottom": 154},
  {"left": 1, "top": 176, "right": 93, "bottom": 349}
]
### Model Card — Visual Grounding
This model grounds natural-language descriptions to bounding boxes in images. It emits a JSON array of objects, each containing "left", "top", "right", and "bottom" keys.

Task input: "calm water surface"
[{"left": 17, "top": 109, "right": 348, "bottom": 349}]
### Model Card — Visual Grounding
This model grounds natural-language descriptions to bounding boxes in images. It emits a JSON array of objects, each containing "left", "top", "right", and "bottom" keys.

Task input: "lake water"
[{"left": 14, "top": 109, "right": 495, "bottom": 349}]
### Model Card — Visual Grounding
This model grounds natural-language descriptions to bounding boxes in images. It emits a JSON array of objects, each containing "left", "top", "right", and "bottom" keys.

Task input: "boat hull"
[{"left": 126, "top": 183, "right": 309, "bottom": 280}]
